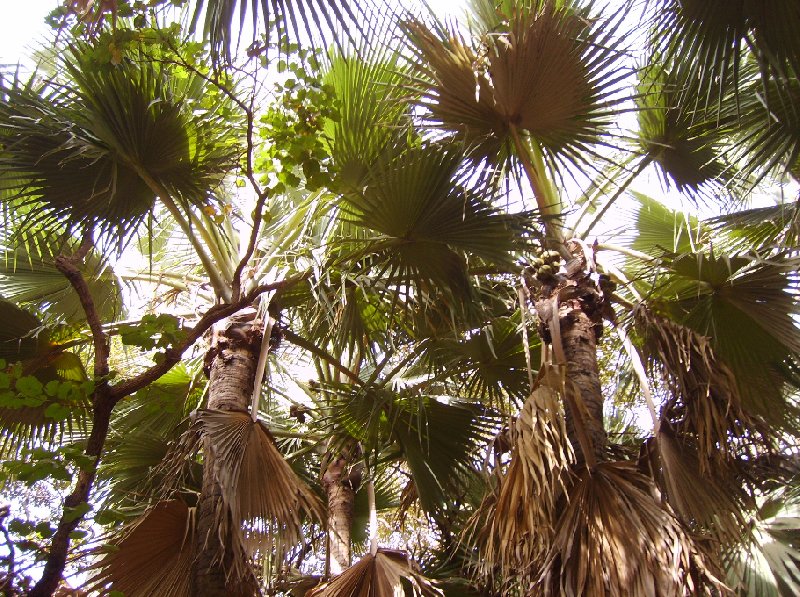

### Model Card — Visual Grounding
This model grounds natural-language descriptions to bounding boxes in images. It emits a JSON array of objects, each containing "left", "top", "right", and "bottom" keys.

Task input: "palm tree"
[{"left": 0, "top": 0, "right": 799, "bottom": 595}]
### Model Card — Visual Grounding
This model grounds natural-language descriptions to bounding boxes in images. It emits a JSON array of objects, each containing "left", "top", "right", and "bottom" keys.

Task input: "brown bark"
[
  {"left": 560, "top": 297, "right": 607, "bottom": 464},
  {"left": 533, "top": 254, "right": 608, "bottom": 467},
  {"left": 191, "top": 312, "right": 261, "bottom": 596},
  {"left": 321, "top": 442, "right": 362, "bottom": 575}
]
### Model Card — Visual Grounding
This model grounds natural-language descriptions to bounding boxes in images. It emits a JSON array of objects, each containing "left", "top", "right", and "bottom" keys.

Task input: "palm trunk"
[
  {"left": 321, "top": 442, "right": 362, "bottom": 575},
  {"left": 535, "top": 261, "right": 607, "bottom": 466},
  {"left": 559, "top": 281, "right": 607, "bottom": 464},
  {"left": 190, "top": 311, "right": 260, "bottom": 596}
]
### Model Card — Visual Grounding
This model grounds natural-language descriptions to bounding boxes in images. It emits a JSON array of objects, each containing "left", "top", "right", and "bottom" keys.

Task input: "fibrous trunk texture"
[
  {"left": 190, "top": 312, "right": 260, "bottom": 596},
  {"left": 559, "top": 290, "right": 607, "bottom": 463},
  {"left": 321, "top": 442, "right": 362, "bottom": 575},
  {"left": 534, "top": 253, "right": 609, "bottom": 466}
]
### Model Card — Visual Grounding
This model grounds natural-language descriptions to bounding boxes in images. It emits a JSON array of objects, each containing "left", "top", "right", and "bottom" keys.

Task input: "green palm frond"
[
  {"left": 329, "top": 385, "right": 500, "bottom": 515},
  {"left": 649, "top": 0, "right": 800, "bottom": 95},
  {"left": 350, "top": 470, "right": 401, "bottom": 549},
  {"left": 403, "top": 0, "right": 628, "bottom": 175},
  {"left": 99, "top": 362, "right": 205, "bottom": 511},
  {"left": 621, "top": 191, "right": 702, "bottom": 256},
  {"left": 725, "top": 490, "right": 800, "bottom": 596},
  {"left": 706, "top": 199, "right": 800, "bottom": 253},
  {"left": 0, "top": 234, "right": 124, "bottom": 324},
  {"left": 650, "top": 252, "right": 800, "bottom": 426},
  {"left": 425, "top": 313, "right": 538, "bottom": 406},
  {"left": 190, "top": 0, "right": 365, "bottom": 63},
  {"left": 732, "top": 75, "right": 800, "bottom": 184},
  {"left": 634, "top": 62, "right": 737, "bottom": 198},
  {"left": 323, "top": 31, "right": 413, "bottom": 192},
  {"left": 342, "top": 142, "right": 534, "bottom": 278},
  {"left": 0, "top": 43, "right": 240, "bottom": 241}
]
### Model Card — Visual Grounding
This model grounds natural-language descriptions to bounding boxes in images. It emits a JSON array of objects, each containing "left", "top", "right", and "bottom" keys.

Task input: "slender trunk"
[
  {"left": 29, "top": 397, "right": 112, "bottom": 597},
  {"left": 534, "top": 258, "right": 607, "bottom": 466},
  {"left": 190, "top": 312, "right": 260, "bottom": 596},
  {"left": 559, "top": 286, "right": 607, "bottom": 464},
  {"left": 321, "top": 442, "right": 362, "bottom": 575}
]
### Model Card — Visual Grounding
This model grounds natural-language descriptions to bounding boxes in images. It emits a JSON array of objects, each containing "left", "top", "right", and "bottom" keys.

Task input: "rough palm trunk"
[
  {"left": 534, "top": 253, "right": 608, "bottom": 466},
  {"left": 190, "top": 311, "right": 260, "bottom": 596},
  {"left": 321, "top": 442, "right": 362, "bottom": 575}
]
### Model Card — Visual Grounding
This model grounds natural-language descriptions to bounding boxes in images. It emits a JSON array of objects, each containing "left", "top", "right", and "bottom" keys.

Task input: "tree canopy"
[{"left": 0, "top": 0, "right": 799, "bottom": 595}]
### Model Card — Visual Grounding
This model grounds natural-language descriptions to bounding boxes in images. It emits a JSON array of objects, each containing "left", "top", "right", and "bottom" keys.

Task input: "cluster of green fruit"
[{"left": 530, "top": 250, "right": 562, "bottom": 283}]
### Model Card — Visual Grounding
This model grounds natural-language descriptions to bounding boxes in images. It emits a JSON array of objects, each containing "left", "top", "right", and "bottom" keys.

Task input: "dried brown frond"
[
  {"left": 306, "top": 548, "right": 442, "bottom": 597},
  {"left": 535, "top": 461, "right": 729, "bottom": 596},
  {"left": 87, "top": 500, "right": 195, "bottom": 597},
  {"left": 198, "top": 409, "right": 323, "bottom": 554},
  {"left": 466, "top": 365, "right": 572, "bottom": 590},
  {"left": 634, "top": 306, "right": 769, "bottom": 473},
  {"left": 151, "top": 409, "right": 322, "bottom": 584},
  {"left": 641, "top": 429, "right": 752, "bottom": 549}
]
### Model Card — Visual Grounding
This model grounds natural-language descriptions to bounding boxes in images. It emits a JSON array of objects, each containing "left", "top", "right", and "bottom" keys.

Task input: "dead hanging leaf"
[
  {"left": 150, "top": 409, "right": 323, "bottom": 585},
  {"left": 306, "top": 548, "right": 442, "bottom": 596},
  {"left": 198, "top": 409, "right": 323, "bottom": 557},
  {"left": 535, "top": 461, "right": 729, "bottom": 597},
  {"left": 648, "top": 429, "right": 752, "bottom": 547},
  {"left": 466, "top": 364, "right": 573, "bottom": 590},
  {"left": 634, "top": 305, "right": 770, "bottom": 473},
  {"left": 87, "top": 500, "right": 195, "bottom": 597}
]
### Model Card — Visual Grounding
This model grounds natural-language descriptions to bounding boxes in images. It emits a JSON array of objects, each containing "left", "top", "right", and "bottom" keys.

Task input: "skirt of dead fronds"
[
  {"left": 634, "top": 306, "right": 771, "bottom": 473},
  {"left": 86, "top": 500, "right": 196, "bottom": 597},
  {"left": 466, "top": 365, "right": 572, "bottom": 589},
  {"left": 534, "top": 461, "right": 729, "bottom": 596},
  {"left": 306, "top": 548, "right": 442, "bottom": 597}
]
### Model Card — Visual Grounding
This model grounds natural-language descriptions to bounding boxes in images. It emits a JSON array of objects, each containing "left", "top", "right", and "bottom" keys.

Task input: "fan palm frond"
[
  {"left": 403, "top": 0, "right": 628, "bottom": 175},
  {"left": 647, "top": 252, "right": 800, "bottom": 428},
  {"left": 190, "top": 0, "right": 366, "bottom": 64},
  {"left": 536, "top": 461, "right": 726, "bottom": 596},
  {"left": 732, "top": 74, "right": 800, "bottom": 185},
  {"left": 323, "top": 25, "right": 413, "bottom": 192},
  {"left": 329, "top": 385, "right": 500, "bottom": 516},
  {"left": 705, "top": 200, "right": 800, "bottom": 253},
  {"left": 87, "top": 500, "right": 196, "bottom": 597},
  {"left": 634, "top": 61, "right": 737, "bottom": 198},
  {"left": 307, "top": 547, "right": 442, "bottom": 596},
  {"left": 724, "top": 489, "right": 800, "bottom": 596},
  {"left": 426, "top": 313, "right": 539, "bottom": 406},
  {"left": 99, "top": 362, "right": 205, "bottom": 511},
  {"left": 634, "top": 305, "right": 768, "bottom": 472},
  {"left": 0, "top": 44, "right": 240, "bottom": 241},
  {"left": 192, "top": 410, "right": 322, "bottom": 575},
  {"left": 0, "top": 233, "right": 123, "bottom": 324},
  {"left": 649, "top": 0, "right": 800, "bottom": 96},
  {"left": 647, "top": 429, "right": 751, "bottom": 546},
  {"left": 342, "top": 142, "right": 534, "bottom": 284}
]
